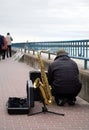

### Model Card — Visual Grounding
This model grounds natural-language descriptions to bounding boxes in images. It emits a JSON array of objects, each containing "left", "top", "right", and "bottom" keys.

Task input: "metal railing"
[{"left": 12, "top": 39, "right": 89, "bottom": 69}]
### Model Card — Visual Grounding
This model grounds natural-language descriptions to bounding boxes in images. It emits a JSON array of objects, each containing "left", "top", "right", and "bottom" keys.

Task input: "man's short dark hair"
[
  {"left": 7, "top": 32, "right": 10, "bottom": 35},
  {"left": 57, "top": 49, "right": 67, "bottom": 56}
]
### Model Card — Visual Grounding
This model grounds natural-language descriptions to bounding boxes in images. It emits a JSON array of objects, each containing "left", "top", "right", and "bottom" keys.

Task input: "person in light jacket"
[
  {"left": 48, "top": 49, "right": 82, "bottom": 106},
  {"left": 6, "top": 32, "right": 13, "bottom": 57}
]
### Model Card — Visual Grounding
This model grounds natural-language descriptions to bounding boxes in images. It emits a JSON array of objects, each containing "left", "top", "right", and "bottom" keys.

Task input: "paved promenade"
[{"left": 0, "top": 57, "right": 89, "bottom": 130}]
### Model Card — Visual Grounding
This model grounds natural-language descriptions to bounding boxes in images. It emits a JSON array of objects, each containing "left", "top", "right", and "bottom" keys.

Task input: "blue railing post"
[
  {"left": 48, "top": 53, "right": 50, "bottom": 60},
  {"left": 84, "top": 60, "right": 87, "bottom": 69}
]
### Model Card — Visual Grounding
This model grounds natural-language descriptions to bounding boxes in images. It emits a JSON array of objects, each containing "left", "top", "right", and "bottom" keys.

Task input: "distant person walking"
[
  {"left": 0, "top": 35, "right": 7, "bottom": 60},
  {"left": 6, "top": 33, "right": 13, "bottom": 57}
]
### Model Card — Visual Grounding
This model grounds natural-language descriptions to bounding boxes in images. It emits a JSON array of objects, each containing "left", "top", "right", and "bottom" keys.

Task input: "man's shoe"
[
  {"left": 68, "top": 100, "right": 75, "bottom": 106},
  {"left": 57, "top": 99, "right": 67, "bottom": 106}
]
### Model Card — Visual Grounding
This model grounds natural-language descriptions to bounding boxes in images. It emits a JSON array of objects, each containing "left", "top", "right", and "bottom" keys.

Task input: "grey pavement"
[{"left": 0, "top": 57, "right": 89, "bottom": 130}]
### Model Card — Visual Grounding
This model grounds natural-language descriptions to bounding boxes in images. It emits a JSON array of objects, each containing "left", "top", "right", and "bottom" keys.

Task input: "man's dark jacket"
[{"left": 48, "top": 54, "right": 81, "bottom": 94}]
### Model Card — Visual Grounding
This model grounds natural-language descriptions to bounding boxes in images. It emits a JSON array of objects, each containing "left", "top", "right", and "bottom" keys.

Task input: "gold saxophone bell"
[{"left": 34, "top": 78, "right": 40, "bottom": 88}]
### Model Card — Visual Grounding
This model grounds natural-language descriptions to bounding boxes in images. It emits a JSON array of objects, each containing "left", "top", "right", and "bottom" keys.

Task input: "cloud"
[{"left": 0, "top": 0, "right": 89, "bottom": 42}]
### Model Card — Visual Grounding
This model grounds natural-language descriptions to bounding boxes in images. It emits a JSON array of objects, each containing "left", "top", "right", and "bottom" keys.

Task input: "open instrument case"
[
  {"left": 7, "top": 80, "right": 35, "bottom": 114},
  {"left": 6, "top": 71, "right": 42, "bottom": 115},
  {"left": 7, "top": 97, "right": 29, "bottom": 114}
]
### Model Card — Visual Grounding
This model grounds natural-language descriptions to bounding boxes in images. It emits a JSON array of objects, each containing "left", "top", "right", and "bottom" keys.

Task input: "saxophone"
[{"left": 34, "top": 50, "right": 54, "bottom": 105}]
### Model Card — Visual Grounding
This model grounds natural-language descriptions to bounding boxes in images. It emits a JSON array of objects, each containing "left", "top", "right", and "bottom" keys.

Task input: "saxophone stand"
[{"left": 28, "top": 98, "right": 65, "bottom": 116}]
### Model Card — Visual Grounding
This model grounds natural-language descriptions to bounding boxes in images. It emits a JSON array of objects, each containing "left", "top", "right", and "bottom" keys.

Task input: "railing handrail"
[{"left": 12, "top": 39, "right": 89, "bottom": 69}]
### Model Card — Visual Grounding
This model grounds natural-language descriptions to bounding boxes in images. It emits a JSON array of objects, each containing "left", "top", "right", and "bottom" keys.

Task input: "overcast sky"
[{"left": 0, "top": 0, "right": 89, "bottom": 42}]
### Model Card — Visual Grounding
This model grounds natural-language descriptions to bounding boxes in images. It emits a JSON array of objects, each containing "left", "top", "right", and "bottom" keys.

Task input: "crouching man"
[{"left": 48, "top": 50, "right": 82, "bottom": 106}]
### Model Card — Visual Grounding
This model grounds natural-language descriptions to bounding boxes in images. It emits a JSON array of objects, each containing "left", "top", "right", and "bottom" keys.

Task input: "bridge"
[{"left": 0, "top": 53, "right": 89, "bottom": 130}]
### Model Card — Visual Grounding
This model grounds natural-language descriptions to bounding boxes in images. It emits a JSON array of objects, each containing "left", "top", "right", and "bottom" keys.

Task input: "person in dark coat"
[{"left": 48, "top": 49, "right": 82, "bottom": 106}]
